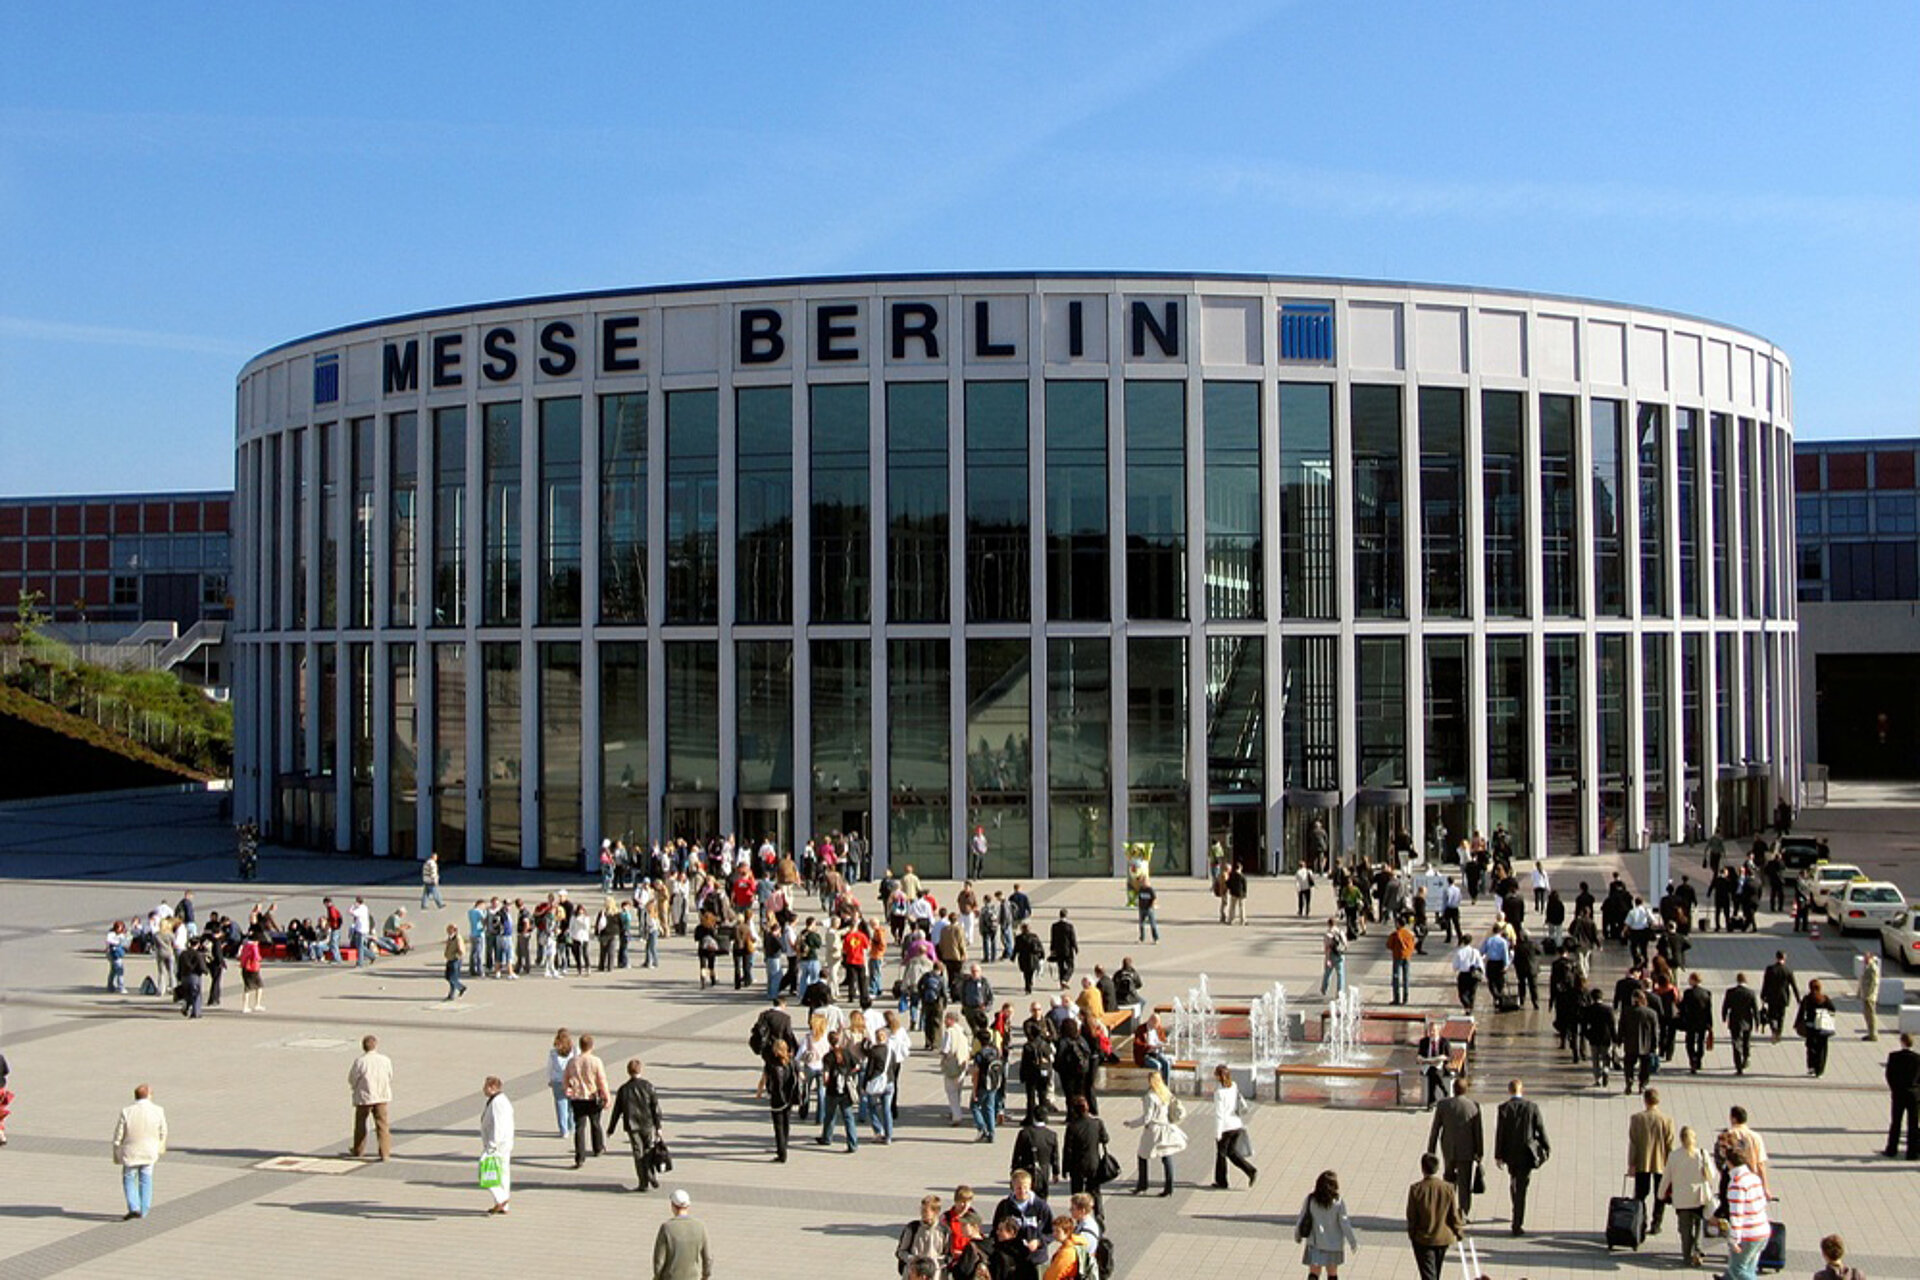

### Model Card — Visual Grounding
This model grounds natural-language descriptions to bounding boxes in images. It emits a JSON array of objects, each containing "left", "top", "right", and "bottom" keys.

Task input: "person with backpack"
[
  {"left": 1320, "top": 918, "right": 1348, "bottom": 995},
  {"left": 972, "top": 1034, "right": 1006, "bottom": 1143},
  {"left": 919, "top": 968, "right": 950, "bottom": 1051},
  {"left": 1020, "top": 1023, "right": 1057, "bottom": 1122},
  {"left": 1040, "top": 1213, "right": 1098, "bottom": 1279}
]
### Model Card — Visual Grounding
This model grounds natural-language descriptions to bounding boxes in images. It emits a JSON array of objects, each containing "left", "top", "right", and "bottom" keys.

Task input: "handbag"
[
  {"left": 864, "top": 1073, "right": 891, "bottom": 1097},
  {"left": 477, "top": 1153, "right": 504, "bottom": 1189},
  {"left": 1295, "top": 1203, "right": 1313, "bottom": 1241},
  {"left": 1706, "top": 1029, "right": 1716, "bottom": 1052},
  {"left": 1812, "top": 1007, "right": 1836, "bottom": 1034},
  {"left": 648, "top": 1138, "right": 673, "bottom": 1173},
  {"left": 1471, "top": 1161, "right": 1486, "bottom": 1195},
  {"left": 1094, "top": 1145, "right": 1122, "bottom": 1185}
]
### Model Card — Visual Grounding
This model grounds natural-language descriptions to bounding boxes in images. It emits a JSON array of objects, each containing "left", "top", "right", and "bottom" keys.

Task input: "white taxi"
[
  {"left": 1880, "top": 905, "right": 1920, "bottom": 972},
  {"left": 1827, "top": 880, "right": 1906, "bottom": 934},
  {"left": 1806, "top": 862, "right": 1866, "bottom": 914}
]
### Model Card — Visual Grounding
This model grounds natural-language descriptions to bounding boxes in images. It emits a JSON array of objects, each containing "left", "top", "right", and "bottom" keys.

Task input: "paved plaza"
[{"left": 0, "top": 788, "right": 1915, "bottom": 1279}]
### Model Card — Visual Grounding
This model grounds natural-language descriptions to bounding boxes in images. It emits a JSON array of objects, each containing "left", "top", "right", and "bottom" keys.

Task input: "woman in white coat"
[
  {"left": 1296, "top": 1168, "right": 1359, "bottom": 1278},
  {"left": 480, "top": 1076, "right": 515, "bottom": 1215},
  {"left": 1210, "top": 1063, "right": 1259, "bottom": 1188},
  {"left": 1125, "top": 1071, "right": 1187, "bottom": 1196},
  {"left": 1657, "top": 1124, "right": 1719, "bottom": 1269}
]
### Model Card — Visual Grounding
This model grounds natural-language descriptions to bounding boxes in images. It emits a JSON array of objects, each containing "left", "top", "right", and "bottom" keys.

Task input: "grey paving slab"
[{"left": 0, "top": 788, "right": 1916, "bottom": 1278}]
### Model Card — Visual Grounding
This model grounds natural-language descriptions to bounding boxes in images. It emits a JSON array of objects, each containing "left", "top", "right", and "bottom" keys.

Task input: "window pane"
[
  {"left": 539, "top": 398, "right": 582, "bottom": 624},
  {"left": 1637, "top": 405, "right": 1668, "bottom": 616},
  {"left": 667, "top": 391, "right": 720, "bottom": 623},
  {"left": 389, "top": 643, "right": 417, "bottom": 858},
  {"left": 1677, "top": 409, "right": 1701, "bottom": 617},
  {"left": 737, "top": 639, "right": 794, "bottom": 795},
  {"left": 1711, "top": 413, "right": 1733, "bottom": 618},
  {"left": 539, "top": 642, "right": 582, "bottom": 868},
  {"left": 1642, "top": 635, "right": 1669, "bottom": 842},
  {"left": 599, "top": 394, "right": 647, "bottom": 623},
  {"left": 318, "top": 424, "right": 337, "bottom": 627},
  {"left": 965, "top": 382, "right": 1029, "bottom": 623},
  {"left": 887, "top": 382, "right": 949, "bottom": 622},
  {"left": 1544, "top": 635, "right": 1583, "bottom": 856},
  {"left": 1047, "top": 637, "right": 1111, "bottom": 876},
  {"left": 481, "top": 403, "right": 522, "bottom": 626},
  {"left": 482, "top": 642, "right": 521, "bottom": 865},
  {"left": 432, "top": 408, "right": 466, "bottom": 627},
  {"left": 810, "top": 639, "right": 871, "bottom": 846},
  {"left": 666, "top": 642, "right": 719, "bottom": 794},
  {"left": 1481, "top": 391, "right": 1527, "bottom": 617},
  {"left": 1419, "top": 388, "right": 1466, "bottom": 617},
  {"left": 737, "top": 388, "right": 793, "bottom": 624},
  {"left": 1424, "top": 635, "right": 1468, "bottom": 786},
  {"left": 349, "top": 642, "right": 373, "bottom": 852},
  {"left": 1540, "top": 395, "right": 1579, "bottom": 617},
  {"left": 1486, "top": 636, "right": 1528, "bottom": 784},
  {"left": 1045, "top": 382, "right": 1109, "bottom": 621},
  {"left": 1356, "top": 636, "right": 1406, "bottom": 786},
  {"left": 600, "top": 641, "right": 649, "bottom": 848},
  {"left": 1591, "top": 399, "right": 1626, "bottom": 616},
  {"left": 1125, "top": 381, "right": 1185, "bottom": 620},
  {"left": 1203, "top": 382, "right": 1261, "bottom": 619},
  {"left": 1279, "top": 384, "right": 1336, "bottom": 619},
  {"left": 1597, "top": 633, "right": 1628, "bottom": 850},
  {"left": 967, "top": 637, "right": 1032, "bottom": 877},
  {"left": 811, "top": 384, "right": 870, "bottom": 623},
  {"left": 1281, "top": 634, "right": 1338, "bottom": 793},
  {"left": 292, "top": 427, "right": 307, "bottom": 628},
  {"left": 889, "top": 638, "right": 951, "bottom": 878},
  {"left": 433, "top": 642, "right": 466, "bottom": 859},
  {"left": 1352, "top": 386, "right": 1404, "bottom": 618},
  {"left": 1128, "top": 636, "right": 1189, "bottom": 876},
  {"left": 350, "top": 418, "right": 374, "bottom": 629}
]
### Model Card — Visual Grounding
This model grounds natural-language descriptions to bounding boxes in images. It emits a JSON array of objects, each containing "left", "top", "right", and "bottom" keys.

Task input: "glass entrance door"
[
  {"left": 1208, "top": 802, "right": 1266, "bottom": 874},
  {"left": 738, "top": 793, "right": 792, "bottom": 854},
  {"left": 665, "top": 792, "right": 720, "bottom": 846}
]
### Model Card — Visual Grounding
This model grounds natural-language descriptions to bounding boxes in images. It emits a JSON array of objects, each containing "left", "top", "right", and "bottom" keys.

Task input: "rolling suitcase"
[
  {"left": 1757, "top": 1221, "right": 1787, "bottom": 1273},
  {"left": 1606, "top": 1178, "right": 1647, "bottom": 1251}
]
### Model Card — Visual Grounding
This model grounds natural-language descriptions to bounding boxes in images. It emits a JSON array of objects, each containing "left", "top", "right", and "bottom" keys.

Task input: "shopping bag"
[{"left": 478, "top": 1153, "right": 503, "bottom": 1189}]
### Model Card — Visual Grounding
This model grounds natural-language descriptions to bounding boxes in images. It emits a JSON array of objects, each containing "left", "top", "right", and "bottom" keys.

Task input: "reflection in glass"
[
  {"left": 967, "top": 638, "right": 1031, "bottom": 877},
  {"left": 810, "top": 640, "right": 871, "bottom": 847},
  {"left": 887, "top": 382, "right": 948, "bottom": 622},
  {"left": 1485, "top": 635, "right": 1528, "bottom": 861},
  {"left": 482, "top": 642, "right": 521, "bottom": 865},
  {"left": 737, "top": 388, "right": 793, "bottom": 624},
  {"left": 1481, "top": 391, "right": 1527, "bottom": 617},
  {"left": 1540, "top": 395, "right": 1578, "bottom": 617},
  {"left": 889, "top": 639, "right": 951, "bottom": 878},
  {"left": 1045, "top": 382, "right": 1108, "bottom": 621},
  {"left": 389, "top": 643, "right": 417, "bottom": 858},
  {"left": 481, "top": 403, "right": 522, "bottom": 626},
  {"left": 539, "top": 399, "right": 582, "bottom": 624},
  {"left": 1739, "top": 419, "right": 1758, "bottom": 618},
  {"left": 667, "top": 391, "right": 719, "bottom": 624},
  {"left": 1681, "top": 633, "right": 1705, "bottom": 839},
  {"left": 1597, "top": 634, "right": 1628, "bottom": 850},
  {"left": 1125, "top": 381, "right": 1185, "bottom": 620},
  {"left": 965, "top": 382, "right": 1028, "bottom": 623},
  {"left": 540, "top": 642, "right": 582, "bottom": 869},
  {"left": 1419, "top": 389, "right": 1466, "bottom": 617},
  {"left": 433, "top": 642, "right": 466, "bottom": 860},
  {"left": 1642, "top": 635, "right": 1670, "bottom": 842},
  {"left": 1424, "top": 636, "right": 1468, "bottom": 786},
  {"left": 432, "top": 408, "right": 467, "bottom": 626},
  {"left": 599, "top": 642, "right": 649, "bottom": 848},
  {"left": 320, "top": 423, "right": 338, "bottom": 627},
  {"left": 1591, "top": 399, "right": 1626, "bottom": 617},
  {"left": 1677, "top": 409, "right": 1701, "bottom": 617},
  {"left": 1356, "top": 636, "right": 1406, "bottom": 787},
  {"left": 1203, "top": 383, "right": 1261, "bottom": 619},
  {"left": 349, "top": 642, "right": 373, "bottom": 853},
  {"left": 737, "top": 640, "right": 794, "bottom": 795},
  {"left": 350, "top": 419, "right": 374, "bottom": 629},
  {"left": 1281, "top": 634, "right": 1338, "bottom": 794},
  {"left": 292, "top": 427, "right": 308, "bottom": 629},
  {"left": 1048, "top": 637, "right": 1111, "bottom": 876},
  {"left": 1544, "top": 635, "right": 1582, "bottom": 855},
  {"left": 389, "top": 413, "right": 419, "bottom": 628},
  {"left": 1637, "top": 405, "right": 1668, "bottom": 616},
  {"left": 1205, "top": 634, "right": 1264, "bottom": 873},
  {"left": 1279, "top": 384, "right": 1336, "bottom": 619},
  {"left": 599, "top": 394, "right": 647, "bottom": 623},
  {"left": 811, "top": 384, "right": 870, "bottom": 623},
  {"left": 1128, "top": 636, "right": 1188, "bottom": 875},
  {"left": 1710, "top": 413, "right": 1733, "bottom": 618},
  {"left": 1352, "top": 386, "right": 1405, "bottom": 618},
  {"left": 666, "top": 642, "right": 719, "bottom": 794}
]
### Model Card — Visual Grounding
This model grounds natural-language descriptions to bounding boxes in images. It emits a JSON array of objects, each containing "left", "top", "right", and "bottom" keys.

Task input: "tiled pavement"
[{"left": 1, "top": 790, "right": 1915, "bottom": 1278}]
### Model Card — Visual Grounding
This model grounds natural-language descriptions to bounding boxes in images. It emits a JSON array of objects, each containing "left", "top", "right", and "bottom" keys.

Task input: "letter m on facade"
[
  {"left": 383, "top": 340, "right": 420, "bottom": 394},
  {"left": 1280, "top": 303, "right": 1334, "bottom": 362}
]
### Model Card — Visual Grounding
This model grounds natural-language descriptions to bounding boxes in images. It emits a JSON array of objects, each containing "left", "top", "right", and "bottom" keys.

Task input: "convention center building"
[{"left": 230, "top": 274, "right": 1799, "bottom": 876}]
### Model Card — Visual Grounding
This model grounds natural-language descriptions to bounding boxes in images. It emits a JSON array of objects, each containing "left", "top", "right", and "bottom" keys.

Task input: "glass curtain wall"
[
  {"left": 1540, "top": 395, "right": 1579, "bottom": 617},
  {"left": 1419, "top": 388, "right": 1467, "bottom": 618},
  {"left": 964, "top": 382, "right": 1029, "bottom": 623},
  {"left": 1591, "top": 400, "right": 1626, "bottom": 616},
  {"left": 1638, "top": 405, "right": 1668, "bottom": 616},
  {"left": 1677, "top": 409, "right": 1702, "bottom": 617},
  {"left": 389, "top": 643, "right": 417, "bottom": 857},
  {"left": 1710, "top": 413, "right": 1734, "bottom": 618},
  {"left": 1682, "top": 634, "right": 1706, "bottom": 841},
  {"left": 966, "top": 638, "right": 1032, "bottom": 877},
  {"left": 1127, "top": 636, "right": 1189, "bottom": 875},
  {"left": 1351, "top": 386, "right": 1405, "bottom": 618},
  {"left": 599, "top": 642, "right": 649, "bottom": 848},
  {"left": 665, "top": 642, "right": 720, "bottom": 840},
  {"left": 889, "top": 639, "right": 952, "bottom": 877},
  {"left": 1739, "top": 421, "right": 1758, "bottom": 617},
  {"left": 540, "top": 642, "right": 582, "bottom": 868},
  {"left": 433, "top": 642, "right": 466, "bottom": 860},
  {"left": 1486, "top": 636, "right": 1529, "bottom": 859},
  {"left": 481, "top": 642, "right": 521, "bottom": 865},
  {"left": 1597, "top": 634, "right": 1629, "bottom": 851},
  {"left": 1045, "top": 382, "right": 1109, "bottom": 621},
  {"left": 268, "top": 435, "right": 283, "bottom": 628},
  {"left": 1205, "top": 634, "right": 1265, "bottom": 872},
  {"left": 1642, "top": 635, "right": 1670, "bottom": 842},
  {"left": 1281, "top": 635, "right": 1339, "bottom": 795},
  {"left": 1481, "top": 392, "right": 1527, "bottom": 617},
  {"left": 887, "top": 382, "right": 949, "bottom": 622},
  {"left": 736, "top": 639, "right": 795, "bottom": 847},
  {"left": 737, "top": 388, "right": 793, "bottom": 624},
  {"left": 1124, "top": 381, "right": 1186, "bottom": 620},
  {"left": 810, "top": 640, "right": 871, "bottom": 845},
  {"left": 1202, "top": 382, "right": 1261, "bottom": 619},
  {"left": 292, "top": 428, "right": 307, "bottom": 629},
  {"left": 350, "top": 419, "right": 374, "bottom": 629},
  {"left": 1356, "top": 635, "right": 1407, "bottom": 860},
  {"left": 349, "top": 642, "right": 373, "bottom": 853},
  {"left": 667, "top": 391, "right": 720, "bottom": 623},
  {"left": 1544, "top": 636, "right": 1583, "bottom": 855},
  {"left": 538, "top": 399, "right": 582, "bottom": 624},
  {"left": 811, "top": 385, "right": 870, "bottom": 623},
  {"left": 599, "top": 394, "right": 647, "bottom": 622},
  {"left": 318, "top": 425, "right": 337, "bottom": 626},
  {"left": 1423, "top": 636, "right": 1469, "bottom": 859},
  {"left": 481, "top": 404, "right": 521, "bottom": 626},
  {"left": 1278, "top": 384, "right": 1336, "bottom": 619},
  {"left": 1048, "top": 637, "right": 1111, "bottom": 876},
  {"left": 432, "top": 408, "right": 467, "bottom": 627}
]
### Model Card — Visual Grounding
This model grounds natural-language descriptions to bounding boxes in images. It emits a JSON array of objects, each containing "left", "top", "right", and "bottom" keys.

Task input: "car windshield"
[
  {"left": 1857, "top": 888, "right": 1902, "bottom": 903},
  {"left": 1818, "top": 868, "right": 1857, "bottom": 881}
]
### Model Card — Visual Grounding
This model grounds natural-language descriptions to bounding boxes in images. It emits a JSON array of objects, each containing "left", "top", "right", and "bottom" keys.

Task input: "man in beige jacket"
[
  {"left": 563, "top": 1031, "right": 612, "bottom": 1166},
  {"left": 1626, "top": 1087, "right": 1677, "bottom": 1235},
  {"left": 113, "top": 1083, "right": 168, "bottom": 1219},
  {"left": 348, "top": 1034, "right": 394, "bottom": 1160}
]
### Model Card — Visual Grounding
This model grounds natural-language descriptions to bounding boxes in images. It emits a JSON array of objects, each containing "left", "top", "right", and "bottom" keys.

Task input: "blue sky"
[{"left": 2, "top": 2, "right": 1915, "bottom": 495}]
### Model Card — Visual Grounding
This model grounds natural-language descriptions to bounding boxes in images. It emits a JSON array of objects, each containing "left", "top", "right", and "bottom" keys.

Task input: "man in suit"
[
  {"left": 1627, "top": 1087, "right": 1676, "bottom": 1235},
  {"left": 1617, "top": 991, "right": 1662, "bottom": 1093},
  {"left": 112, "top": 1083, "right": 168, "bottom": 1219},
  {"left": 1415, "top": 1019, "right": 1454, "bottom": 1110},
  {"left": 1493, "top": 1078, "right": 1549, "bottom": 1235},
  {"left": 608, "top": 1057, "right": 665, "bottom": 1191},
  {"left": 1427, "top": 1076, "right": 1484, "bottom": 1219},
  {"left": 1722, "top": 972, "right": 1761, "bottom": 1074},
  {"left": 1049, "top": 910, "right": 1079, "bottom": 988},
  {"left": 749, "top": 996, "right": 798, "bottom": 1073},
  {"left": 1760, "top": 951, "right": 1799, "bottom": 1042},
  {"left": 1885, "top": 1031, "right": 1920, "bottom": 1159},
  {"left": 1406, "top": 1152, "right": 1465, "bottom": 1280},
  {"left": 1010, "top": 1113, "right": 1061, "bottom": 1202}
]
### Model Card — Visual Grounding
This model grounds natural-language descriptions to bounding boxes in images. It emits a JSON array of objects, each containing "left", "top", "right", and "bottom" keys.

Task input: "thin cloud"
[{"left": 0, "top": 314, "right": 258, "bottom": 357}]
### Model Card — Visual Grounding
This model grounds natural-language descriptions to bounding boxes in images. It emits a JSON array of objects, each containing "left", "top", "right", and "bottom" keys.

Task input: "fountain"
[
  {"left": 1248, "top": 982, "right": 1292, "bottom": 1075},
  {"left": 1321, "top": 986, "right": 1368, "bottom": 1067}
]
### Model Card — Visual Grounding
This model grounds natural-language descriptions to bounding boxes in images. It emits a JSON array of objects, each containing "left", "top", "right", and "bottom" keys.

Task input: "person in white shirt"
[
  {"left": 1296, "top": 864, "right": 1316, "bottom": 918},
  {"left": 1451, "top": 941, "right": 1485, "bottom": 1013},
  {"left": 112, "top": 1083, "right": 168, "bottom": 1219},
  {"left": 1209, "top": 1064, "right": 1258, "bottom": 1188},
  {"left": 350, "top": 898, "right": 376, "bottom": 966},
  {"left": 1529, "top": 862, "right": 1550, "bottom": 914},
  {"left": 479, "top": 1076, "right": 515, "bottom": 1214}
]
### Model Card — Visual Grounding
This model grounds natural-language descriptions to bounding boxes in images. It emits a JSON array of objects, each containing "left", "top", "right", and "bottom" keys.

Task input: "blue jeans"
[
  {"left": 1143, "top": 1052, "right": 1172, "bottom": 1084},
  {"left": 422, "top": 883, "right": 444, "bottom": 909},
  {"left": 551, "top": 1080, "right": 574, "bottom": 1136},
  {"left": 325, "top": 930, "right": 343, "bottom": 963},
  {"left": 819, "top": 1097, "right": 857, "bottom": 1150},
  {"left": 766, "top": 954, "right": 786, "bottom": 999},
  {"left": 859, "top": 1085, "right": 894, "bottom": 1140},
  {"left": 109, "top": 955, "right": 125, "bottom": 992},
  {"left": 444, "top": 958, "right": 466, "bottom": 998},
  {"left": 972, "top": 1093, "right": 997, "bottom": 1140},
  {"left": 1321, "top": 956, "right": 1345, "bottom": 994},
  {"left": 1726, "top": 1236, "right": 1765, "bottom": 1280},
  {"left": 1139, "top": 908, "right": 1160, "bottom": 943},
  {"left": 798, "top": 959, "right": 821, "bottom": 992},
  {"left": 644, "top": 932, "right": 659, "bottom": 968},
  {"left": 1391, "top": 956, "right": 1410, "bottom": 1004},
  {"left": 122, "top": 1164, "right": 153, "bottom": 1215}
]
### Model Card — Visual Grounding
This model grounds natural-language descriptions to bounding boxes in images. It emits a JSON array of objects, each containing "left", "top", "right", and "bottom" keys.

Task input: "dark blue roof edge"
[
  {"left": 239, "top": 269, "right": 1786, "bottom": 373},
  {"left": 0, "top": 489, "right": 233, "bottom": 505}
]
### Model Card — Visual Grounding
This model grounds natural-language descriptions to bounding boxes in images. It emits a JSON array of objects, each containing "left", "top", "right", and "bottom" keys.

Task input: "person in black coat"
[
  {"left": 1048, "top": 911, "right": 1079, "bottom": 988},
  {"left": 1053, "top": 1019, "right": 1098, "bottom": 1116},
  {"left": 1617, "top": 992, "right": 1661, "bottom": 1094},
  {"left": 606, "top": 1057, "right": 664, "bottom": 1190},
  {"left": 1061, "top": 1095, "right": 1109, "bottom": 1224},
  {"left": 1677, "top": 973, "right": 1715, "bottom": 1073},
  {"left": 1720, "top": 973, "right": 1761, "bottom": 1075},
  {"left": 750, "top": 997, "right": 799, "bottom": 1070},
  {"left": 1012, "top": 925, "right": 1046, "bottom": 995},
  {"left": 1760, "top": 952, "right": 1799, "bottom": 1042},
  {"left": 1884, "top": 1031, "right": 1920, "bottom": 1159},
  {"left": 1011, "top": 1114, "right": 1061, "bottom": 1202},
  {"left": 1581, "top": 989, "right": 1617, "bottom": 1088},
  {"left": 763, "top": 1040, "right": 801, "bottom": 1162},
  {"left": 1492, "top": 1079, "right": 1550, "bottom": 1236}
]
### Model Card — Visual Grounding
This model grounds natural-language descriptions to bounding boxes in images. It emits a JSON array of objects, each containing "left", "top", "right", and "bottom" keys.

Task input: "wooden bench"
[
  {"left": 1097, "top": 1063, "right": 1160, "bottom": 1094},
  {"left": 1440, "top": 1016, "right": 1476, "bottom": 1070},
  {"left": 1273, "top": 1064, "right": 1404, "bottom": 1106}
]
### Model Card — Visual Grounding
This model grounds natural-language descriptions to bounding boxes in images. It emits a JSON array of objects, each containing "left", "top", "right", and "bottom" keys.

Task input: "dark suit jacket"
[
  {"left": 1886, "top": 1048, "right": 1920, "bottom": 1100},
  {"left": 1011, "top": 1123, "right": 1060, "bottom": 1183},
  {"left": 607, "top": 1076, "right": 661, "bottom": 1142},
  {"left": 1406, "top": 1175, "right": 1464, "bottom": 1245},
  {"left": 1721, "top": 984, "right": 1760, "bottom": 1030},
  {"left": 752, "top": 1008, "right": 797, "bottom": 1059},
  {"left": 1062, "top": 1115, "right": 1107, "bottom": 1177},
  {"left": 1761, "top": 962, "right": 1798, "bottom": 1009},
  {"left": 1617, "top": 1005, "right": 1660, "bottom": 1055},
  {"left": 1049, "top": 920, "right": 1078, "bottom": 961},
  {"left": 1427, "top": 1095, "right": 1483, "bottom": 1175},
  {"left": 1494, "top": 1095, "right": 1549, "bottom": 1171}
]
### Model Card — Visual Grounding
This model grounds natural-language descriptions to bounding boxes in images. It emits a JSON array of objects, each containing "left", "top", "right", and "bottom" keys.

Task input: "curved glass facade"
[{"left": 233, "top": 275, "right": 1798, "bottom": 873}]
